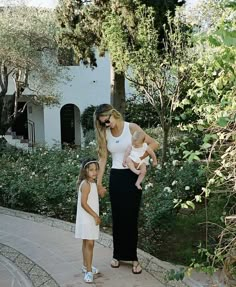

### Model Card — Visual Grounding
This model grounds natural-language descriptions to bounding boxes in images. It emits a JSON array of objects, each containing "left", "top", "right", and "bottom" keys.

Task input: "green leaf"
[
  {"left": 201, "top": 143, "right": 212, "bottom": 150},
  {"left": 217, "top": 117, "right": 230, "bottom": 127},
  {"left": 186, "top": 201, "right": 195, "bottom": 209},
  {"left": 208, "top": 35, "right": 221, "bottom": 46},
  {"left": 181, "top": 203, "right": 189, "bottom": 209}
]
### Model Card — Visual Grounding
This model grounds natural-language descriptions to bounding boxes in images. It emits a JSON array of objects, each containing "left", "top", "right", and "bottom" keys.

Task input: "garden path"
[{"left": 0, "top": 207, "right": 224, "bottom": 287}]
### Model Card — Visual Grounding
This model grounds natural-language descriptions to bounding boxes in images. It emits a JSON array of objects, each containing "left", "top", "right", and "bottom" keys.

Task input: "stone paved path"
[{"left": 0, "top": 207, "right": 225, "bottom": 287}]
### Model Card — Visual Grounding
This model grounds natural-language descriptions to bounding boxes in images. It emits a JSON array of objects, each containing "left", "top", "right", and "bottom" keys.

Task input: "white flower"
[
  {"left": 76, "top": 154, "right": 79, "bottom": 158},
  {"left": 185, "top": 186, "right": 190, "bottom": 190},
  {"left": 172, "top": 160, "right": 178, "bottom": 166},
  {"left": 163, "top": 187, "right": 172, "bottom": 193},
  {"left": 89, "top": 140, "right": 96, "bottom": 146},
  {"left": 32, "top": 172, "right": 35, "bottom": 176},
  {"left": 144, "top": 182, "right": 153, "bottom": 190},
  {"left": 157, "top": 164, "right": 162, "bottom": 170},
  {"left": 169, "top": 148, "right": 174, "bottom": 155},
  {"left": 172, "top": 180, "right": 178, "bottom": 186}
]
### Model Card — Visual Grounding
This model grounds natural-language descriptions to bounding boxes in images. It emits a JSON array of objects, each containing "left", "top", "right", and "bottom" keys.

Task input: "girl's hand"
[
  {"left": 97, "top": 184, "right": 106, "bottom": 198},
  {"left": 94, "top": 215, "right": 101, "bottom": 225}
]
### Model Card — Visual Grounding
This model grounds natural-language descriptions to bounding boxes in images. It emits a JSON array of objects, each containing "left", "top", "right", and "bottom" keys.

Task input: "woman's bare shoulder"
[{"left": 129, "top": 122, "right": 142, "bottom": 134}]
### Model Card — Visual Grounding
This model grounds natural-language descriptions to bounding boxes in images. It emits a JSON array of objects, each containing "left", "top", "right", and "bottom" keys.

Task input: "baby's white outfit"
[
  {"left": 75, "top": 180, "right": 99, "bottom": 240},
  {"left": 128, "top": 143, "right": 149, "bottom": 165}
]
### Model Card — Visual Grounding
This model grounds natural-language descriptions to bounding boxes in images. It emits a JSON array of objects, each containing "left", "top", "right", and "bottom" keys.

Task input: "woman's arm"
[
  {"left": 147, "top": 146, "right": 158, "bottom": 166},
  {"left": 129, "top": 123, "right": 160, "bottom": 152},
  {"left": 97, "top": 148, "right": 108, "bottom": 198}
]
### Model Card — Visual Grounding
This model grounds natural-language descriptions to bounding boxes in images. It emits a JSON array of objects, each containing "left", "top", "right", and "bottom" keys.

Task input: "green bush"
[
  {"left": 0, "top": 143, "right": 224, "bottom": 266},
  {"left": 0, "top": 146, "right": 97, "bottom": 221},
  {"left": 125, "top": 95, "right": 160, "bottom": 128},
  {"left": 138, "top": 160, "right": 207, "bottom": 264},
  {"left": 81, "top": 105, "right": 96, "bottom": 135}
]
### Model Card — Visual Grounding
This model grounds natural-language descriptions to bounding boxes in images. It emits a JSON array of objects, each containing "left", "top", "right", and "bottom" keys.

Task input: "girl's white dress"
[{"left": 75, "top": 180, "right": 99, "bottom": 240}]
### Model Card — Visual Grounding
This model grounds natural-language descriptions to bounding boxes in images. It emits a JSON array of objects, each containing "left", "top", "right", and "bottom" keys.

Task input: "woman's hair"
[
  {"left": 76, "top": 158, "right": 99, "bottom": 189},
  {"left": 94, "top": 104, "right": 123, "bottom": 158}
]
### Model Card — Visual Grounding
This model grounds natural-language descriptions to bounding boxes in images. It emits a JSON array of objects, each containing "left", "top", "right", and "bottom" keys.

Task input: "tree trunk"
[
  {"left": 0, "top": 61, "right": 10, "bottom": 135},
  {"left": 110, "top": 62, "right": 126, "bottom": 115},
  {"left": 0, "top": 66, "right": 26, "bottom": 136},
  {"left": 161, "top": 125, "right": 169, "bottom": 166}
]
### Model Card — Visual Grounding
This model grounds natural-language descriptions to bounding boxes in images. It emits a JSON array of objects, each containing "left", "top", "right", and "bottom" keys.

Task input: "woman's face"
[{"left": 99, "top": 114, "right": 114, "bottom": 128}]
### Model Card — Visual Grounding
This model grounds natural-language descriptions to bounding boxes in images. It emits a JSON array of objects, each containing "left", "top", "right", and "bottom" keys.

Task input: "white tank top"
[{"left": 106, "top": 121, "right": 132, "bottom": 169}]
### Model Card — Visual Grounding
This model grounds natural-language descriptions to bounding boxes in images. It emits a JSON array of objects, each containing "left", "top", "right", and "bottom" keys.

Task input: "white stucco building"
[{"left": 5, "top": 54, "right": 132, "bottom": 150}]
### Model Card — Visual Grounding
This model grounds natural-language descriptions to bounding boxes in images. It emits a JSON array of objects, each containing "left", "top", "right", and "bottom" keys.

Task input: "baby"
[{"left": 123, "top": 131, "right": 157, "bottom": 189}]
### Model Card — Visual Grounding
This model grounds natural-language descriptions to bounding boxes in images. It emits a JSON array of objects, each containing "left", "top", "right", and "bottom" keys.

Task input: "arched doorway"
[
  {"left": 12, "top": 102, "right": 28, "bottom": 139},
  {"left": 60, "top": 104, "right": 81, "bottom": 148}
]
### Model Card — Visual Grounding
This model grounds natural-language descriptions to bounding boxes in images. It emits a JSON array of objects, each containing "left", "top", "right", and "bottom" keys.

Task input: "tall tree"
[
  {"left": 0, "top": 5, "right": 66, "bottom": 136},
  {"left": 102, "top": 4, "right": 193, "bottom": 164},
  {"left": 56, "top": 0, "right": 184, "bottom": 115}
]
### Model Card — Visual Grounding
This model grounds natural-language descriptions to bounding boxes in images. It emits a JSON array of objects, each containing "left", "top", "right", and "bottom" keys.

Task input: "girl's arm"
[{"left": 81, "top": 181, "right": 101, "bottom": 225}]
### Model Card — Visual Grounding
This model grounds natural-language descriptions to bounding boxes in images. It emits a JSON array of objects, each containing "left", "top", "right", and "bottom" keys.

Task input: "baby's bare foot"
[{"left": 135, "top": 183, "right": 142, "bottom": 190}]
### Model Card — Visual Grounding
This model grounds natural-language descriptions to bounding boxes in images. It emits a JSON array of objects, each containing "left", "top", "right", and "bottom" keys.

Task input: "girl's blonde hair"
[
  {"left": 94, "top": 104, "right": 123, "bottom": 158},
  {"left": 76, "top": 158, "right": 99, "bottom": 189}
]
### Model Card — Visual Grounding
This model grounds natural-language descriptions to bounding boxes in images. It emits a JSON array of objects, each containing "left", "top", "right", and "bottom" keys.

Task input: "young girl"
[{"left": 75, "top": 158, "right": 101, "bottom": 283}]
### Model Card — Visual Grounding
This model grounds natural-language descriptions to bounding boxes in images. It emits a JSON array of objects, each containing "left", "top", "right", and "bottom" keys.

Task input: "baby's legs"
[
  {"left": 135, "top": 163, "right": 147, "bottom": 190},
  {"left": 126, "top": 157, "right": 141, "bottom": 175},
  {"left": 82, "top": 239, "right": 95, "bottom": 272}
]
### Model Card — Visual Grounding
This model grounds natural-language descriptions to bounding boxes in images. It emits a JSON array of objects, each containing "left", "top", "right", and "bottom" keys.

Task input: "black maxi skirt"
[{"left": 109, "top": 168, "right": 142, "bottom": 261}]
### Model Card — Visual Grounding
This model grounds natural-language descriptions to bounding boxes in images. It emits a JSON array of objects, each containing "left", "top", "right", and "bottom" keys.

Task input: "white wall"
[
  {"left": 44, "top": 106, "right": 61, "bottom": 147},
  {"left": 27, "top": 104, "right": 45, "bottom": 145},
  {"left": 58, "top": 55, "right": 111, "bottom": 112},
  {"left": 43, "top": 55, "right": 111, "bottom": 147}
]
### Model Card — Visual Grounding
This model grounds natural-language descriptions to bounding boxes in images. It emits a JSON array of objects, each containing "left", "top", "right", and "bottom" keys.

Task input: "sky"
[
  {"left": 0, "top": 0, "right": 199, "bottom": 9},
  {"left": 27, "top": 0, "right": 57, "bottom": 8},
  {"left": 33, "top": 0, "right": 199, "bottom": 9}
]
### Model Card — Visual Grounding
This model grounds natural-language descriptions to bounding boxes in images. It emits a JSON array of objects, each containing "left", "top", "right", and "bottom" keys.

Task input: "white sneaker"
[
  {"left": 84, "top": 271, "right": 93, "bottom": 283},
  {"left": 82, "top": 265, "right": 100, "bottom": 274}
]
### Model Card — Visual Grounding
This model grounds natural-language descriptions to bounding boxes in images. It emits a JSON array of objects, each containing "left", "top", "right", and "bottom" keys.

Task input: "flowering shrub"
[
  {"left": 138, "top": 160, "right": 207, "bottom": 263},
  {"left": 0, "top": 145, "right": 97, "bottom": 221}
]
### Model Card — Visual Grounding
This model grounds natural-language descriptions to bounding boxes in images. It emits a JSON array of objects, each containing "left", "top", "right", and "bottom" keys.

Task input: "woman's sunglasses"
[{"left": 99, "top": 114, "right": 111, "bottom": 126}]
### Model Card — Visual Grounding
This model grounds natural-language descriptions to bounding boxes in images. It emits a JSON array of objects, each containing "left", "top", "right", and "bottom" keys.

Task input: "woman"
[{"left": 94, "top": 103, "right": 159, "bottom": 274}]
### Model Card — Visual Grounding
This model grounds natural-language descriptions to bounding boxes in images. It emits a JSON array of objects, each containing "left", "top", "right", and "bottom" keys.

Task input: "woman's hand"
[
  {"left": 97, "top": 184, "right": 106, "bottom": 198},
  {"left": 152, "top": 160, "right": 158, "bottom": 167}
]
